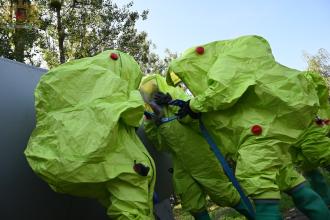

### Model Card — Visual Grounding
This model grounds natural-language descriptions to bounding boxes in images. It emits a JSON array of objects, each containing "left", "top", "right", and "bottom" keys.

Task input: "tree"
[
  {"left": 0, "top": 0, "right": 40, "bottom": 64},
  {"left": 304, "top": 48, "right": 330, "bottom": 78},
  {"left": 143, "top": 48, "right": 178, "bottom": 75},
  {"left": 304, "top": 49, "right": 330, "bottom": 92},
  {"left": 1, "top": 0, "right": 160, "bottom": 70},
  {"left": 36, "top": 0, "right": 155, "bottom": 69}
]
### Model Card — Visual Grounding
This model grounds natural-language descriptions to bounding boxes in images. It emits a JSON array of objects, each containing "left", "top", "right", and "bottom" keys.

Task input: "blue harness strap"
[
  {"left": 167, "top": 99, "right": 255, "bottom": 217},
  {"left": 144, "top": 111, "right": 178, "bottom": 124},
  {"left": 160, "top": 115, "right": 178, "bottom": 123},
  {"left": 199, "top": 119, "right": 255, "bottom": 217}
]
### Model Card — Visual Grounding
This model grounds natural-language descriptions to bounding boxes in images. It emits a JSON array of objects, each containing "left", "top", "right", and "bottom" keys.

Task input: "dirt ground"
[{"left": 283, "top": 208, "right": 309, "bottom": 220}]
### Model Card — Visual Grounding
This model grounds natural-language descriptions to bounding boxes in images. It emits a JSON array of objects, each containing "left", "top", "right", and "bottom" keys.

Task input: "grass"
[{"left": 173, "top": 203, "right": 246, "bottom": 220}]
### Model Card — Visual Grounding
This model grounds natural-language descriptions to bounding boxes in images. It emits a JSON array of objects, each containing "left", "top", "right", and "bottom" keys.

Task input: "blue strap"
[
  {"left": 199, "top": 119, "right": 255, "bottom": 217},
  {"left": 144, "top": 111, "right": 178, "bottom": 124},
  {"left": 160, "top": 115, "right": 178, "bottom": 124}
]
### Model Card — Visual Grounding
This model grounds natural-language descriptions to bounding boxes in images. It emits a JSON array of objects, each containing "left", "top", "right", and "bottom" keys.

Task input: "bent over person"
[
  {"left": 25, "top": 51, "right": 156, "bottom": 219},
  {"left": 140, "top": 74, "right": 254, "bottom": 220},
  {"left": 166, "top": 35, "right": 330, "bottom": 220},
  {"left": 290, "top": 71, "right": 330, "bottom": 208}
]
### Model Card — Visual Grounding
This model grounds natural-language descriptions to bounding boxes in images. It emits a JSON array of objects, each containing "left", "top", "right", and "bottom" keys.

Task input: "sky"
[{"left": 116, "top": 0, "right": 330, "bottom": 70}]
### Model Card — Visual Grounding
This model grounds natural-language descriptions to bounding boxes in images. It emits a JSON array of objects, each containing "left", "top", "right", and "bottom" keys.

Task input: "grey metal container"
[{"left": 0, "top": 58, "right": 174, "bottom": 220}]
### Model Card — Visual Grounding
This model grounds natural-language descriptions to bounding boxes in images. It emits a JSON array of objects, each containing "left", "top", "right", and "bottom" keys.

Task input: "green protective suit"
[
  {"left": 166, "top": 35, "right": 319, "bottom": 200},
  {"left": 140, "top": 74, "right": 241, "bottom": 214},
  {"left": 25, "top": 50, "right": 156, "bottom": 220},
  {"left": 289, "top": 72, "right": 330, "bottom": 208},
  {"left": 290, "top": 71, "right": 330, "bottom": 170}
]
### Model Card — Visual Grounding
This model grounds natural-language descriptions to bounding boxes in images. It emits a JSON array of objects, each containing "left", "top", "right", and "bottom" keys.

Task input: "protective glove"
[
  {"left": 170, "top": 99, "right": 201, "bottom": 119},
  {"left": 234, "top": 199, "right": 255, "bottom": 220},
  {"left": 144, "top": 111, "right": 162, "bottom": 126},
  {"left": 154, "top": 92, "right": 172, "bottom": 106}
]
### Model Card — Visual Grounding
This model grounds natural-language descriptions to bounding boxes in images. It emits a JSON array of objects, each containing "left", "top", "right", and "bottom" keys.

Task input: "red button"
[
  {"left": 251, "top": 125, "right": 262, "bottom": 135},
  {"left": 315, "top": 118, "right": 324, "bottom": 125},
  {"left": 110, "top": 53, "right": 119, "bottom": 60},
  {"left": 195, "top": 46, "right": 204, "bottom": 55}
]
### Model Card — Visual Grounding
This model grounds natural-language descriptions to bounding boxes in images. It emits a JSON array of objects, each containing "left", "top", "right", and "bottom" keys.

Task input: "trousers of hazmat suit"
[
  {"left": 166, "top": 35, "right": 319, "bottom": 201},
  {"left": 25, "top": 51, "right": 155, "bottom": 219},
  {"left": 140, "top": 74, "right": 241, "bottom": 214}
]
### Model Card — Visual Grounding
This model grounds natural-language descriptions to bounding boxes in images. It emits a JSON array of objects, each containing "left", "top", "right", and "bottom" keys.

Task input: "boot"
[
  {"left": 254, "top": 200, "right": 282, "bottom": 220},
  {"left": 304, "top": 168, "right": 330, "bottom": 207},
  {"left": 288, "top": 183, "right": 330, "bottom": 219}
]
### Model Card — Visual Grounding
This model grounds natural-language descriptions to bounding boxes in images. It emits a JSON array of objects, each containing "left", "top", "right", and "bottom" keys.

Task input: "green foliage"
[
  {"left": 144, "top": 48, "right": 178, "bottom": 74},
  {"left": 173, "top": 197, "right": 245, "bottom": 220},
  {"left": 304, "top": 48, "right": 330, "bottom": 93},
  {"left": 36, "top": 0, "right": 156, "bottom": 69},
  {"left": 1, "top": 0, "right": 163, "bottom": 70},
  {"left": 304, "top": 49, "right": 330, "bottom": 77},
  {"left": 0, "top": 20, "right": 13, "bottom": 58},
  {"left": 42, "top": 48, "right": 59, "bottom": 68},
  {"left": 0, "top": 0, "right": 40, "bottom": 63},
  {"left": 173, "top": 205, "right": 245, "bottom": 220}
]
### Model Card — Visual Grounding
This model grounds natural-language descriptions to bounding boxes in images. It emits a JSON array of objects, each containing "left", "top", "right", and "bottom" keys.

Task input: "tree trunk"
[
  {"left": 13, "top": 27, "right": 25, "bottom": 62},
  {"left": 56, "top": 6, "right": 65, "bottom": 64},
  {"left": 12, "top": 0, "right": 25, "bottom": 62}
]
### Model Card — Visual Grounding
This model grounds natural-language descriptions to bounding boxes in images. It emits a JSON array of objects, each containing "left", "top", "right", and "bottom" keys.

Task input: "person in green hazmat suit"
[
  {"left": 140, "top": 74, "right": 254, "bottom": 220},
  {"left": 290, "top": 71, "right": 330, "bottom": 208},
  {"left": 25, "top": 50, "right": 156, "bottom": 219},
  {"left": 165, "top": 35, "right": 330, "bottom": 220}
]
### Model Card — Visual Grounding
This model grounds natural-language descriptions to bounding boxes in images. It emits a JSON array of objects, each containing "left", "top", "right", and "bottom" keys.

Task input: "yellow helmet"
[
  {"left": 139, "top": 76, "right": 159, "bottom": 100},
  {"left": 139, "top": 75, "right": 163, "bottom": 114},
  {"left": 169, "top": 71, "right": 182, "bottom": 86}
]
